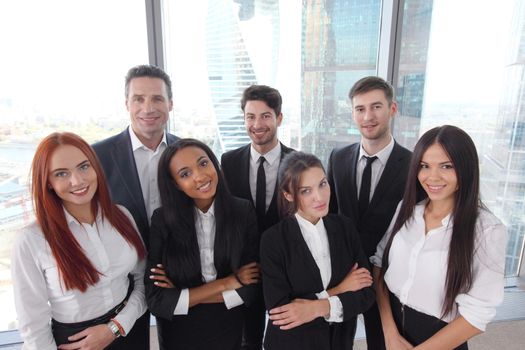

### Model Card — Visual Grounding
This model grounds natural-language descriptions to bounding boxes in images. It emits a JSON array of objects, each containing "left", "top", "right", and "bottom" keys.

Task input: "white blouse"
[
  {"left": 173, "top": 203, "right": 243, "bottom": 314},
  {"left": 295, "top": 213, "right": 343, "bottom": 322},
  {"left": 11, "top": 205, "right": 146, "bottom": 350},
  {"left": 371, "top": 201, "right": 507, "bottom": 331}
]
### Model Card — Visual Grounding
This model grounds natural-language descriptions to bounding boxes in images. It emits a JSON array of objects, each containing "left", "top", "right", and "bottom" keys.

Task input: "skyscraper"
[
  {"left": 206, "top": 0, "right": 280, "bottom": 154},
  {"left": 301, "top": 0, "right": 381, "bottom": 164}
]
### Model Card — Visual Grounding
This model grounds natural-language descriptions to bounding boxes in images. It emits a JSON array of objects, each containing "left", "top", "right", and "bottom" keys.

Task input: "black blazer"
[
  {"left": 221, "top": 142, "right": 294, "bottom": 233},
  {"left": 145, "top": 196, "right": 259, "bottom": 350},
  {"left": 260, "top": 214, "right": 375, "bottom": 350},
  {"left": 92, "top": 128, "right": 179, "bottom": 245},
  {"left": 327, "top": 142, "right": 411, "bottom": 257}
]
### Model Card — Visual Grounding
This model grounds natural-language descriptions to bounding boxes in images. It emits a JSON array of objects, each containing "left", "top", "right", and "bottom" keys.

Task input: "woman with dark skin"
[{"left": 145, "top": 138, "right": 260, "bottom": 350}]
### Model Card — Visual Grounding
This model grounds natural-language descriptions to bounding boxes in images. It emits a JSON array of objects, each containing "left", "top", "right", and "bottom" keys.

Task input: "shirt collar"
[
  {"left": 415, "top": 199, "right": 452, "bottom": 226},
  {"left": 358, "top": 135, "right": 395, "bottom": 166},
  {"left": 294, "top": 212, "right": 324, "bottom": 231},
  {"left": 194, "top": 201, "right": 216, "bottom": 218},
  {"left": 250, "top": 142, "right": 281, "bottom": 166},
  {"left": 128, "top": 125, "right": 167, "bottom": 152},
  {"left": 63, "top": 205, "right": 102, "bottom": 226}
]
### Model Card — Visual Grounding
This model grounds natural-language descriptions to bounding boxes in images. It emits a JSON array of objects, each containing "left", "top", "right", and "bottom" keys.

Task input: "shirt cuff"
[
  {"left": 173, "top": 288, "right": 189, "bottom": 315},
  {"left": 315, "top": 290, "right": 344, "bottom": 322},
  {"left": 222, "top": 290, "right": 244, "bottom": 309},
  {"left": 326, "top": 296, "right": 344, "bottom": 322}
]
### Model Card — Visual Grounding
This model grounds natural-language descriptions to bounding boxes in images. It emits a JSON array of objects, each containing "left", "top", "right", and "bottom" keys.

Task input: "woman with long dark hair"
[
  {"left": 372, "top": 125, "right": 507, "bottom": 349},
  {"left": 145, "top": 138, "right": 260, "bottom": 350},
  {"left": 260, "top": 152, "right": 375, "bottom": 350},
  {"left": 12, "top": 132, "right": 147, "bottom": 350}
]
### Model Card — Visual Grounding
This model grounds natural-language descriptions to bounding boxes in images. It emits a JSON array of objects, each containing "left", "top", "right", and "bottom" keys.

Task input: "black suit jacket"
[
  {"left": 145, "top": 197, "right": 259, "bottom": 350},
  {"left": 327, "top": 142, "right": 411, "bottom": 257},
  {"left": 260, "top": 214, "right": 375, "bottom": 350},
  {"left": 92, "top": 128, "right": 179, "bottom": 245},
  {"left": 221, "top": 142, "right": 294, "bottom": 233}
]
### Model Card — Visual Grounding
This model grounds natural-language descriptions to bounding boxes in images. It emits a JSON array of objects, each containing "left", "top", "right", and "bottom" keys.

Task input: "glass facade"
[
  {"left": 301, "top": 0, "right": 381, "bottom": 163},
  {"left": 394, "top": 0, "right": 524, "bottom": 276},
  {"left": 0, "top": 0, "right": 148, "bottom": 333},
  {"left": 0, "top": 0, "right": 524, "bottom": 343}
]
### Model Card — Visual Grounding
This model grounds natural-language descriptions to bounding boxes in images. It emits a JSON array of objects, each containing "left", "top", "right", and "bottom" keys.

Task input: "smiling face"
[
  {"left": 169, "top": 146, "right": 218, "bottom": 212},
  {"left": 418, "top": 143, "right": 458, "bottom": 208},
  {"left": 284, "top": 166, "right": 330, "bottom": 224},
  {"left": 352, "top": 89, "right": 396, "bottom": 146},
  {"left": 244, "top": 100, "right": 282, "bottom": 154},
  {"left": 48, "top": 144, "right": 98, "bottom": 220},
  {"left": 126, "top": 76, "right": 173, "bottom": 149}
]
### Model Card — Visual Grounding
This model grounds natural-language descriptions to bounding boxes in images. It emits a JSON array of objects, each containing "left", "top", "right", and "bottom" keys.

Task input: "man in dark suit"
[
  {"left": 221, "top": 85, "right": 293, "bottom": 350},
  {"left": 327, "top": 76, "right": 411, "bottom": 350},
  {"left": 92, "top": 65, "right": 179, "bottom": 349}
]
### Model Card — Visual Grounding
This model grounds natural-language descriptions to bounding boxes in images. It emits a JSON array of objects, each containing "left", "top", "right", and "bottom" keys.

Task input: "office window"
[
  {"left": 393, "top": 0, "right": 525, "bottom": 276},
  {"left": 0, "top": 0, "right": 148, "bottom": 334},
  {"left": 162, "top": 0, "right": 381, "bottom": 162}
]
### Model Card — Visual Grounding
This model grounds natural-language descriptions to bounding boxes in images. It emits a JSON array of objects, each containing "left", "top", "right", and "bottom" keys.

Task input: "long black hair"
[
  {"left": 157, "top": 138, "right": 241, "bottom": 286},
  {"left": 381, "top": 125, "right": 481, "bottom": 317}
]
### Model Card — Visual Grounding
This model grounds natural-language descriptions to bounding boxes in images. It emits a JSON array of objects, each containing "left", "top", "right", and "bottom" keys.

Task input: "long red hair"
[{"left": 31, "top": 132, "right": 146, "bottom": 292}]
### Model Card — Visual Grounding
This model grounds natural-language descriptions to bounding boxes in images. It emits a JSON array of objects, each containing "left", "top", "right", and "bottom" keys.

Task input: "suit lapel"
[
  {"left": 324, "top": 217, "right": 343, "bottom": 288},
  {"left": 239, "top": 146, "right": 253, "bottom": 203},
  {"left": 266, "top": 142, "right": 291, "bottom": 218},
  {"left": 112, "top": 131, "right": 148, "bottom": 225},
  {"left": 369, "top": 143, "right": 403, "bottom": 209},
  {"left": 289, "top": 217, "right": 324, "bottom": 290},
  {"left": 346, "top": 145, "right": 360, "bottom": 219}
]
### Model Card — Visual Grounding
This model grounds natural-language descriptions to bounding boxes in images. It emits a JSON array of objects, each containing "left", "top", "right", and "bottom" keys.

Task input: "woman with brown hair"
[
  {"left": 12, "top": 132, "right": 147, "bottom": 350},
  {"left": 260, "top": 151, "right": 375, "bottom": 349}
]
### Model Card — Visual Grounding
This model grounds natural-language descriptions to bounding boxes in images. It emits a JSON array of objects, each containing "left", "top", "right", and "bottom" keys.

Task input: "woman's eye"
[
  {"left": 79, "top": 163, "right": 90, "bottom": 171},
  {"left": 199, "top": 160, "right": 209, "bottom": 167},
  {"left": 54, "top": 171, "right": 68, "bottom": 178},
  {"left": 180, "top": 171, "right": 190, "bottom": 178},
  {"left": 320, "top": 180, "right": 328, "bottom": 187}
]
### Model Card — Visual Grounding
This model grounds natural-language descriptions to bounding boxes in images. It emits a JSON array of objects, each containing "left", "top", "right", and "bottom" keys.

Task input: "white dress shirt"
[
  {"left": 295, "top": 214, "right": 344, "bottom": 322},
  {"left": 371, "top": 201, "right": 507, "bottom": 331},
  {"left": 356, "top": 136, "right": 394, "bottom": 201},
  {"left": 249, "top": 143, "right": 281, "bottom": 211},
  {"left": 173, "top": 203, "right": 244, "bottom": 314},
  {"left": 12, "top": 205, "right": 146, "bottom": 350},
  {"left": 129, "top": 126, "right": 167, "bottom": 223}
]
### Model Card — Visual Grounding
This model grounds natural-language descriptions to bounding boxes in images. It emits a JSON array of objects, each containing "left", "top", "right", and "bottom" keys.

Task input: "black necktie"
[
  {"left": 358, "top": 156, "right": 378, "bottom": 217},
  {"left": 256, "top": 156, "right": 266, "bottom": 219}
]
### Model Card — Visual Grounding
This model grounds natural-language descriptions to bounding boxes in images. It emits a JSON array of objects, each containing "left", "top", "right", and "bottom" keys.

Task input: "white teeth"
[
  {"left": 198, "top": 182, "right": 211, "bottom": 191},
  {"left": 71, "top": 187, "right": 88, "bottom": 194}
]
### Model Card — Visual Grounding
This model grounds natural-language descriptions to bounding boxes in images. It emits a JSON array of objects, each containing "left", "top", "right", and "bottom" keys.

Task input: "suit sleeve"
[
  {"left": 145, "top": 210, "right": 183, "bottom": 321},
  {"left": 260, "top": 228, "right": 294, "bottom": 310},
  {"left": 234, "top": 203, "right": 260, "bottom": 307},
  {"left": 327, "top": 149, "right": 339, "bottom": 214},
  {"left": 337, "top": 219, "right": 376, "bottom": 321}
]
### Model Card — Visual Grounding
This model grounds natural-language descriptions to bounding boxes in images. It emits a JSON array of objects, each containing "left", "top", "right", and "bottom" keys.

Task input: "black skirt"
[{"left": 389, "top": 292, "right": 468, "bottom": 350}]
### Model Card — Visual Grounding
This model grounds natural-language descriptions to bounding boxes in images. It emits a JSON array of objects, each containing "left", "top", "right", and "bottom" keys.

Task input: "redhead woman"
[
  {"left": 260, "top": 152, "right": 375, "bottom": 350},
  {"left": 145, "top": 138, "right": 260, "bottom": 350},
  {"left": 372, "top": 125, "right": 507, "bottom": 349},
  {"left": 11, "top": 132, "right": 147, "bottom": 350}
]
